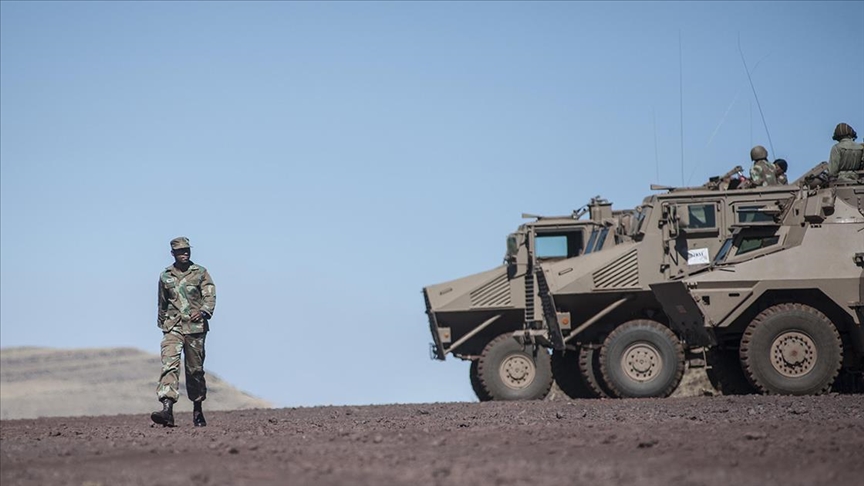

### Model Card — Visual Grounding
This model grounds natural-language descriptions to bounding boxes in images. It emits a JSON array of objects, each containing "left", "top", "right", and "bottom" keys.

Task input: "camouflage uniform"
[
  {"left": 156, "top": 238, "right": 216, "bottom": 403},
  {"left": 774, "top": 159, "right": 789, "bottom": 185},
  {"left": 828, "top": 138, "right": 864, "bottom": 181},
  {"left": 749, "top": 159, "right": 778, "bottom": 186}
]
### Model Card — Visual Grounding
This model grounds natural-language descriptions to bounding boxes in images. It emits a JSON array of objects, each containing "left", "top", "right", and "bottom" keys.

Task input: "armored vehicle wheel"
[
  {"left": 469, "top": 360, "right": 493, "bottom": 402},
  {"left": 551, "top": 350, "right": 598, "bottom": 399},
  {"left": 832, "top": 369, "right": 864, "bottom": 394},
  {"left": 477, "top": 334, "right": 553, "bottom": 401},
  {"left": 578, "top": 345, "right": 611, "bottom": 398},
  {"left": 739, "top": 303, "right": 842, "bottom": 395},
  {"left": 705, "top": 348, "right": 757, "bottom": 395},
  {"left": 599, "top": 320, "right": 685, "bottom": 398}
]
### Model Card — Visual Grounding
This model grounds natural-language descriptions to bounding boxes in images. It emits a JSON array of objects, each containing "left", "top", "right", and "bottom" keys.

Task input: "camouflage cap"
[{"left": 170, "top": 237, "right": 191, "bottom": 250}]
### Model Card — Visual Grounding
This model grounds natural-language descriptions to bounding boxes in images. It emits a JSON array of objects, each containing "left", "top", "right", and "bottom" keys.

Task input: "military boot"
[
  {"left": 193, "top": 401, "right": 207, "bottom": 427},
  {"left": 150, "top": 398, "right": 175, "bottom": 427}
]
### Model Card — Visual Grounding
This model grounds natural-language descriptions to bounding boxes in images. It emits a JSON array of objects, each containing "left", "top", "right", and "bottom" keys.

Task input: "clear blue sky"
[{"left": 2, "top": 1, "right": 862, "bottom": 407}]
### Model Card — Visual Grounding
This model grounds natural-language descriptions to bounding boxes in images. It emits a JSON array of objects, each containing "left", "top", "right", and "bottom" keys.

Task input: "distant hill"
[{"left": 0, "top": 347, "right": 272, "bottom": 420}]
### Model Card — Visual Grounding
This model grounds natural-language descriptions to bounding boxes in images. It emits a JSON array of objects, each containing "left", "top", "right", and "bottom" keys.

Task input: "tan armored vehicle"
[
  {"left": 423, "top": 198, "right": 635, "bottom": 401},
  {"left": 652, "top": 176, "right": 864, "bottom": 395},
  {"left": 425, "top": 163, "right": 862, "bottom": 400},
  {"left": 540, "top": 164, "right": 862, "bottom": 398}
]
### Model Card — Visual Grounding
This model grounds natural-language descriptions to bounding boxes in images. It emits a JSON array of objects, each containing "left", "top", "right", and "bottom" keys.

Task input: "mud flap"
[{"left": 650, "top": 281, "right": 716, "bottom": 347}]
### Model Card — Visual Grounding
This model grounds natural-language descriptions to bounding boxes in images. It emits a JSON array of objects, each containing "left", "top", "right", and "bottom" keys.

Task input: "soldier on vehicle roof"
[
  {"left": 748, "top": 145, "right": 778, "bottom": 187},
  {"left": 151, "top": 237, "right": 216, "bottom": 428},
  {"left": 828, "top": 123, "right": 864, "bottom": 182},
  {"left": 774, "top": 159, "right": 788, "bottom": 185}
]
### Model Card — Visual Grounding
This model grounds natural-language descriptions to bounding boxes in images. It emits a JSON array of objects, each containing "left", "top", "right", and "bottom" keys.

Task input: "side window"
[
  {"left": 737, "top": 205, "right": 775, "bottom": 223},
  {"left": 688, "top": 204, "right": 717, "bottom": 229},
  {"left": 535, "top": 231, "right": 584, "bottom": 259},
  {"left": 737, "top": 235, "right": 780, "bottom": 255}
]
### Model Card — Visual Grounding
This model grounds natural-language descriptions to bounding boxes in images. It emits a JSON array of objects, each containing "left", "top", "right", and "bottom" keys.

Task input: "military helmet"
[
  {"left": 832, "top": 122, "right": 857, "bottom": 141},
  {"left": 750, "top": 145, "right": 768, "bottom": 161},
  {"left": 170, "top": 237, "right": 191, "bottom": 250},
  {"left": 774, "top": 158, "right": 788, "bottom": 173}
]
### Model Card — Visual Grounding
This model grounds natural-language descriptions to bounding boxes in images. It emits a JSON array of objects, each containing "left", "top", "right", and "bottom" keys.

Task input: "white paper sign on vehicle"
[{"left": 687, "top": 248, "right": 710, "bottom": 265}]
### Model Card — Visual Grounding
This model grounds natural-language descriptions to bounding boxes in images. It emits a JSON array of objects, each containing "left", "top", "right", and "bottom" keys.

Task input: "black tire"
[
  {"left": 578, "top": 345, "right": 611, "bottom": 398},
  {"left": 599, "top": 319, "right": 685, "bottom": 398},
  {"left": 477, "top": 334, "right": 553, "bottom": 401},
  {"left": 705, "top": 348, "right": 757, "bottom": 395},
  {"left": 469, "top": 360, "right": 493, "bottom": 402},
  {"left": 739, "top": 303, "right": 842, "bottom": 395},
  {"left": 551, "top": 350, "right": 598, "bottom": 399},
  {"left": 832, "top": 369, "right": 864, "bottom": 394}
]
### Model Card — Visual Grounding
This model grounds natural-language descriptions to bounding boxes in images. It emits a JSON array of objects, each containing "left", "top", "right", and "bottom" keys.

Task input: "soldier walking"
[{"left": 151, "top": 237, "right": 216, "bottom": 427}]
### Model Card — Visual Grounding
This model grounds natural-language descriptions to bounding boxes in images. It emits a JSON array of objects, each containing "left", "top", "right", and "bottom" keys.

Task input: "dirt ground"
[{"left": 1, "top": 394, "right": 862, "bottom": 486}]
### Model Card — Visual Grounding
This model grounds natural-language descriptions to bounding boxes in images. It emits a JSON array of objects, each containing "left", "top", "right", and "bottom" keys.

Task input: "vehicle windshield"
[
  {"left": 534, "top": 231, "right": 585, "bottom": 259},
  {"left": 595, "top": 227, "right": 610, "bottom": 251},
  {"left": 714, "top": 232, "right": 782, "bottom": 265},
  {"left": 714, "top": 237, "right": 734, "bottom": 264},
  {"left": 738, "top": 235, "right": 781, "bottom": 255}
]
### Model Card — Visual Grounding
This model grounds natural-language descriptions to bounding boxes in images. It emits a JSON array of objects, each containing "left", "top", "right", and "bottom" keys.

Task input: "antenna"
[
  {"left": 738, "top": 33, "right": 774, "bottom": 157},
  {"left": 652, "top": 107, "right": 660, "bottom": 182},
  {"left": 679, "top": 30, "right": 685, "bottom": 186},
  {"left": 686, "top": 54, "right": 770, "bottom": 185}
]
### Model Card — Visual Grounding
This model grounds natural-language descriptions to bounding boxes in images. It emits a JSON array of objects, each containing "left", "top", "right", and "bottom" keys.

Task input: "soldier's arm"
[
  {"left": 828, "top": 145, "right": 841, "bottom": 176},
  {"left": 749, "top": 164, "right": 764, "bottom": 186},
  {"left": 200, "top": 270, "right": 216, "bottom": 318},
  {"left": 157, "top": 277, "right": 167, "bottom": 328},
  {"left": 858, "top": 144, "right": 864, "bottom": 171}
]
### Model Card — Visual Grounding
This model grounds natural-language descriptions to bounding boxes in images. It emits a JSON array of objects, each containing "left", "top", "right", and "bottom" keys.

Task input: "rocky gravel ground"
[{"left": 1, "top": 394, "right": 862, "bottom": 486}]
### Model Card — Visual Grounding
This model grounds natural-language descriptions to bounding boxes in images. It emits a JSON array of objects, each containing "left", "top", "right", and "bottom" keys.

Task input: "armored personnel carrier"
[
  {"left": 538, "top": 163, "right": 862, "bottom": 398},
  {"left": 652, "top": 175, "right": 864, "bottom": 395},
  {"left": 425, "top": 163, "right": 862, "bottom": 400},
  {"left": 423, "top": 197, "right": 635, "bottom": 401}
]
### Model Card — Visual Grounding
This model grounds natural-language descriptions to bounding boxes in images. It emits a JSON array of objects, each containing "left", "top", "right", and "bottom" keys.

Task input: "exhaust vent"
[
  {"left": 593, "top": 249, "right": 640, "bottom": 289},
  {"left": 470, "top": 274, "right": 512, "bottom": 308}
]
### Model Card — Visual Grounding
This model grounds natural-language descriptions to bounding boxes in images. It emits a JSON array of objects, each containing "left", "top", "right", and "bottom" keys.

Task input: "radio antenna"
[
  {"left": 686, "top": 54, "right": 770, "bottom": 185},
  {"left": 653, "top": 107, "right": 660, "bottom": 182},
  {"left": 679, "top": 30, "right": 685, "bottom": 186},
  {"left": 738, "top": 33, "right": 774, "bottom": 157}
]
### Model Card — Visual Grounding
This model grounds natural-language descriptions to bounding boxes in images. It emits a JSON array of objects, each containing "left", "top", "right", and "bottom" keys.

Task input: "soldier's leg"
[
  {"left": 157, "top": 329, "right": 183, "bottom": 402},
  {"left": 183, "top": 332, "right": 207, "bottom": 402}
]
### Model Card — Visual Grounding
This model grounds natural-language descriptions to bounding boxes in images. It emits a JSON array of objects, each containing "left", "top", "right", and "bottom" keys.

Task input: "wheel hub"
[
  {"left": 621, "top": 342, "right": 662, "bottom": 382},
  {"left": 499, "top": 354, "right": 535, "bottom": 389},
  {"left": 771, "top": 331, "right": 817, "bottom": 377}
]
